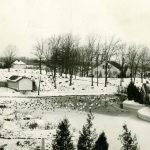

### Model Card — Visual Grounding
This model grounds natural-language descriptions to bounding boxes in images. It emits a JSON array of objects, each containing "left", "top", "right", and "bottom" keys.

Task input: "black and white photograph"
[{"left": 0, "top": 0, "right": 150, "bottom": 149}]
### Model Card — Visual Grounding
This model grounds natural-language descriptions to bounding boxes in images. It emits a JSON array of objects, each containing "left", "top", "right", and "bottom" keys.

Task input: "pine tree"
[
  {"left": 93, "top": 132, "right": 109, "bottom": 150},
  {"left": 52, "top": 118, "right": 74, "bottom": 150},
  {"left": 77, "top": 112, "right": 96, "bottom": 150},
  {"left": 127, "top": 82, "right": 136, "bottom": 100},
  {"left": 119, "top": 124, "right": 139, "bottom": 150}
]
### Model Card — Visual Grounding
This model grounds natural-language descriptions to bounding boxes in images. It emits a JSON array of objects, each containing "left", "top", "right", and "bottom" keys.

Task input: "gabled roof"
[
  {"left": 9, "top": 75, "right": 20, "bottom": 80},
  {"left": 8, "top": 75, "right": 31, "bottom": 82},
  {"left": 13, "top": 60, "right": 26, "bottom": 65}
]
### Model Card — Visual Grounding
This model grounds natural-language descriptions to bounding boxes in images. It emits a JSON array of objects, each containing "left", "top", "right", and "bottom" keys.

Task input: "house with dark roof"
[
  {"left": 93, "top": 62, "right": 120, "bottom": 78},
  {"left": 7, "top": 75, "right": 35, "bottom": 91}
]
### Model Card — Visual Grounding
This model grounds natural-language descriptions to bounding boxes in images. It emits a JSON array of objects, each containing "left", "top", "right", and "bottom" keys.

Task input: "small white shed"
[{"left": 7, "top": 75, "right": 33, "bottom": 91}]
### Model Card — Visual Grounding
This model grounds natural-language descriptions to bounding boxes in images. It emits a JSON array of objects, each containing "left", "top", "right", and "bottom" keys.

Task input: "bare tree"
[
  {"left": 86, "top": 36, "right": 96, "bottom": 86},
  {"left": 44, "top": 36, "right": 62, "bottom": 89},
  {"left": 139, "top": 46, "right": 150, "bottom": 83},
  {"left": 33, "top": 40, "right": 45, "bottom": 95},
  {"left": 127, "top": 45, "right": 137, "bottom": 82},
  {"left": 4, "top": 45, "right": 17, "bottom": 72},
  {"left": 115, "top": 43, "right": 128, "bottom": 86},
  {"left": 33, "top": 40, "right": 45, "bottom": 74},
  {"left": 95, "top": 40, "right": 103, "bottom": 86},
  {"left": 77, "top": 47, "right": 85, "bottom": 77},
  {"left": 71, "top": 47, "right": 81, "bottom": 79},
  {"left": 60, "top": 34, "right": 79, "bottom": 86},
  {"left": 102, "top": 37, "right": 120, "bottom": 87},
  {"left": 127, "top": 45, "right": 142, "bottom": 83},
  {"left": 83, "top": 47, "right": 91, "bottom": 77}
]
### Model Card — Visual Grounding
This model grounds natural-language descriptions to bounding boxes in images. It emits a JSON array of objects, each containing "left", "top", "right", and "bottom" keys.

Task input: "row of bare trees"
[
  {"left": 33, "top": 35, "right": 79, "bottom": 89},
  {"left": 116, "top": 44, "right": 150, "bottom": 85},
  {"left": 32, "top": 34, "right": 150, "bottom": 88}
]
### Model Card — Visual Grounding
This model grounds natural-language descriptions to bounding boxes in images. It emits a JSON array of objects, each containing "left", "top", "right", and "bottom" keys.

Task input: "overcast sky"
[{"left": 0, "top": 0, "right": 150, "bottom": 57}]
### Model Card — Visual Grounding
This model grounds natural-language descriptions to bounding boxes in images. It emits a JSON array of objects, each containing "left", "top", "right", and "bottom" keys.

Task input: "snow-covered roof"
[
  {"left": 13, "top": 60, "right": 26, "bottom": 65},
  {"left": 8, "top": 75, "right": 31, "bottom": 82}
]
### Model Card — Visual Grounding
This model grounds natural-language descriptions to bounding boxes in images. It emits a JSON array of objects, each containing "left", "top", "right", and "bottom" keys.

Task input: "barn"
[{"left": 7, "top": 75, "right": 34, "bottom": 91}]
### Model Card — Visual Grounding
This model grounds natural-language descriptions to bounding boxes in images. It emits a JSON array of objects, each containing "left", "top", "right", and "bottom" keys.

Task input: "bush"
[
  {"left": 127, "top": 82, "right": 142, "bottom": 103},
  {"left": 135, "top": 88, "right": 142, "bottom": 104},
  {"left": 93, "top": 132, "right": 109, "bottom": 150},
  {"left": 119, "top": 124, "right": 139, "bottom": 150},
  {"left": 77, "top": 112, "right": 96, "bottom": 150},
  {"left": 127, "top": 82, "right": 136, "bottom": 100},
  {"left": 52, "top": 118, "right": 74, "bottom": 150},
  {"left": 35, "top": 146, "right": 41, "bottom": 150},
  {"left": 16, "top": 141, "right": 23, "bottom": 147},
  {"left": 29, "top": 122, "right": 38, "bottom": 129},
  {"left": 45, "top": 122, "right": 54, "bottom": 130}
]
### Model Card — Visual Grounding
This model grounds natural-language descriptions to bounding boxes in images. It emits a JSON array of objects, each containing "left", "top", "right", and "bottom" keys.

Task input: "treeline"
[
  {"left": 2, "top": 34, "right": 150, "bottom": 88},
  {"left": 33, "top": 34, "right": 150, "bottom": 88},
  {"left": 0, "top": 57, "right": 38, "bottom": 66},
  {"left": 36, "top": 113, "right": 139, "bottom": 150}
]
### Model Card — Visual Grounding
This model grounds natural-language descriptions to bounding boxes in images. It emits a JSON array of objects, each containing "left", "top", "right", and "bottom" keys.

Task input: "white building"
[
  {"left": 7, "top": 75, "right": 33, "bottom": 91},
  {"left": 13, "top": 60, "right": 26, "bottom": 69},
  {"left": 93, "top": 62, "right": 120, "bottom": 78}
]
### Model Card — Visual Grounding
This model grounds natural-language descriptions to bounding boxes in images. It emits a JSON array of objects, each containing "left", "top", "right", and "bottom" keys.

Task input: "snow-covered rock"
[
  {"left": 123, "top": 100, "right": 144, "bottom": 111},
  {"left": 138, "top": 107, "right": 150, "bottom": 122}
]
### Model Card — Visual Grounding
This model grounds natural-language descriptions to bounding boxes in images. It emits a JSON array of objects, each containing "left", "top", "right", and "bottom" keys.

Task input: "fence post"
[{"left": 41, "top": 138, "right": 45, "bottom": 150}]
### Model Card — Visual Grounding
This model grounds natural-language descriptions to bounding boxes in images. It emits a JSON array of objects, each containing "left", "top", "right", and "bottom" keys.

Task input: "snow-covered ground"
[
  {"left": 0, "top": 96, "right": 148, "bottom": 149},
  {"left": 42, "top": 109, "right": 150, "bottom": 150},
  {"left": 0, "top": 109, "right": 150, "bottom": 150},
  {"left": 0, "top": 69, "right": 147, "bottom": 96},
  {"left": 0, "top": 69, "right": 149, "bottom": 149}
]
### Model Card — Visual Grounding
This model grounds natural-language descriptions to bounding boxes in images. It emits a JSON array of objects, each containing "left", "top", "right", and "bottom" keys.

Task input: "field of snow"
[
  {"left": 0, "top": 68, "right": 147, "bottom": 96},
  {"left": 0, "top": 97, "right": 148, "bottom": 149},
  {"left": 0, "top": 69, "right": 149, "bottom": 149},
  {"left": 40, "top": 109, "right": 150, "bottom": 150},
  {"left": 0, "top": 108, "right": 150, "bottom": 150}
]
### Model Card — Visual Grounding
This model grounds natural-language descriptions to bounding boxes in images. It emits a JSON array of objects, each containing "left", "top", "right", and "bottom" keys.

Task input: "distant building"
[
  {"left": 13, "top": 60, "right": 26, "bottom": 69},
  {"left": 7, "top": 75, "right": 35, "bottom": 91},
  {"left": 93, "top": 62, "right": 120, "bottom": 78}
]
